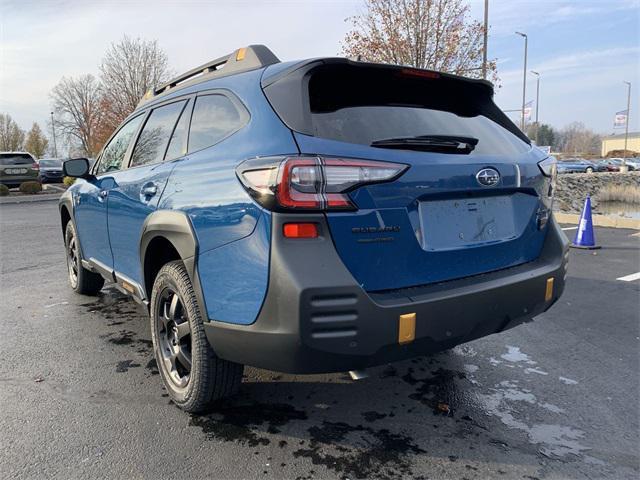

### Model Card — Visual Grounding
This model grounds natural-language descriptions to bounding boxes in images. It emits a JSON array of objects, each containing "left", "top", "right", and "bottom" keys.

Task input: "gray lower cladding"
[{"left": 204, "top": 213, "right": 569, "bottom": 374}]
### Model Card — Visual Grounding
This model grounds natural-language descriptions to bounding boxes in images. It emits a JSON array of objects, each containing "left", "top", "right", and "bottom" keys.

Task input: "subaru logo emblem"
[{"left": 476, "top": 168, "right": 500, "bottom": 187}]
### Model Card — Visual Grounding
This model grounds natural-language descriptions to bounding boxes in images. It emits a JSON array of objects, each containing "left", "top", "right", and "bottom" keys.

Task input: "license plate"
[
  {"left": 419, "top": 196, "right": 517, "bottom": 250},
  {"left": 5, "top": 168, "right": 27, "bottom": 174}
]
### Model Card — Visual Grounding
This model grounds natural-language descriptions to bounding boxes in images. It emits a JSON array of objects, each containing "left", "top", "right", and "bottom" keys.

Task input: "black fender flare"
[
  {"left": 139, "top": 210, "right": 198, "bottom": 264},
  {"left": 139, "top": 210, "right": 208, "bottom": 317},
  {"left": 58, "top": 190, "right": 74, "bottom": 233}
]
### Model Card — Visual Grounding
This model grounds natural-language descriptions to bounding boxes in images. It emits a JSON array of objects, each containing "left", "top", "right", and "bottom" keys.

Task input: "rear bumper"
[
  {"left": 204, "top": 214, "right": 569, "bottom": 374},
  {"left": 0, "top": 174, "right": 38, "bottom": 186}
]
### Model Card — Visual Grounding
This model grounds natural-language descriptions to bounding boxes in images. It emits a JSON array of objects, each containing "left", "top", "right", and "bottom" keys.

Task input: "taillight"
[
  {"left": 32, "top": 163, "right": 40, "bottom": 171},
  {"left": 237, "top": 156, "right": 408, "bottom": 212},
  {"left": 537, "top": 156, "right": 556, "bottom": 227}
]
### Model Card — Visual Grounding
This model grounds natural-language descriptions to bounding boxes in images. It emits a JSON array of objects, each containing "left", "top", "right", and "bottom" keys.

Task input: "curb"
[
  {"left": 0, "top": 193, "right": 61, "bottom": 205},
  {"left": 555, "top": 212, "right": 640, "bottom": 230}
]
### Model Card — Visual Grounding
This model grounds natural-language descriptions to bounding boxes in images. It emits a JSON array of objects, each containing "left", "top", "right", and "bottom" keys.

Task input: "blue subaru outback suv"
[{"left": 60, "top": 45, "right": 568, "bottom": 412}]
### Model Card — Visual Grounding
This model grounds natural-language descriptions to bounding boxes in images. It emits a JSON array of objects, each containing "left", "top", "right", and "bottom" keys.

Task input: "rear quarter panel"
[{"left": 157, "top": 69, "right": 298, "bottom": 324}]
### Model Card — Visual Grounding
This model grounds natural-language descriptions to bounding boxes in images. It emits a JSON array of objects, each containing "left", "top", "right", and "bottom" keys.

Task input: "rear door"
[
  {"left": 107, "top": 97, "right": 191, "bottom": 287},
  {"left": 264, "top": 61, "right": 550, "bottom": 291}
]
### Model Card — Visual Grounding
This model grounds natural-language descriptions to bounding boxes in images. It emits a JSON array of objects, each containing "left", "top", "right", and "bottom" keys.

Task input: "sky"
[{"left": 1, "top": 0, "right": 639, "bottom": 140}]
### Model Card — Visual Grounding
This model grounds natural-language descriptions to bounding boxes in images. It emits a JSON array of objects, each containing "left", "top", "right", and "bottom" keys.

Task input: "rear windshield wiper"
[{"left": 371, "top": 135, "right": 478, "bottom": 154}]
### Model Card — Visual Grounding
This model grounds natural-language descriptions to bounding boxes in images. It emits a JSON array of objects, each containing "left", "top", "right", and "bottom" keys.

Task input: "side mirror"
[{"left": 63, "top": 158, "right": 91, "bottom": 178}]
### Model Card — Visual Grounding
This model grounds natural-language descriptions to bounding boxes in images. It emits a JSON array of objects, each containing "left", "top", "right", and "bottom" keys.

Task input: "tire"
[
  {"left": 65, "top": 221, "right": 104, "bottom": 295},
  {"left": 150, "top": 260, "right": 243, "bottom": 412},
  {"left": 586, "top": 167, "right": 593, "bottom": 173}
]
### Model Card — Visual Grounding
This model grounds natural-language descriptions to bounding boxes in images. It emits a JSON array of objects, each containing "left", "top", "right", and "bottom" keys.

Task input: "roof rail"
[{"left": 137, "top": 45, "right": 280, "bottom": 108}]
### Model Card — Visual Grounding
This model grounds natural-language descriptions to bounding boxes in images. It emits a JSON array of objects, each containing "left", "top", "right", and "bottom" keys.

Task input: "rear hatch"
[
  {"left": 262, "top": 60, "right": 552, "bottom": 292},
  {"left": 0, "top": 153, "right": 37, "bottom": 183}
]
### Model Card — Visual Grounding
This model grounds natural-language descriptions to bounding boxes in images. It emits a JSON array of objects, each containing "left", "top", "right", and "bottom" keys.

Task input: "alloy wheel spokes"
[{"left": 156, "top": 288, "right": 192, "bottom": 389}]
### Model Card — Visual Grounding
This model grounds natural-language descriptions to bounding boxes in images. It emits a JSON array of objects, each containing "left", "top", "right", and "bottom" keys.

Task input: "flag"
[{"left": 614, "top": 110, "right": 628, "bottom": 128}]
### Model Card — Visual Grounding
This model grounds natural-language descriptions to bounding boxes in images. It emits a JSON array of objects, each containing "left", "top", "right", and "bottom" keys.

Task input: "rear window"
[
  {"left": 0, "top": 154, "right": 33, "bottom": 165},
  {"left": 307, "top": 65, "right": 529, "bottom": 156}
]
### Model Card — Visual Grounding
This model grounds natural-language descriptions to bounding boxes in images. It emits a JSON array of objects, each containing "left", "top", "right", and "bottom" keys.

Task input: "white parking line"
[
  {"left": 562, "top": 227, "right": 578, "bottom": 231},
  {"left": 617, "top": 272, "right": 640, "bottom": 282}
]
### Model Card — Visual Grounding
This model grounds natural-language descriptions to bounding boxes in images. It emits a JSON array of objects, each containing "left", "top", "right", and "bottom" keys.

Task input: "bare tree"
[
  {"left": 99, "top": 36, "right": 171, "bottom": 132},
  {"left": 0, "top": 113, "right": 26, "bottom": 151},
  {"left": 557, "top": 122, "right": 601, "bottom": 156},
  {"left": 24, "top": 122, "right": 49, "bottom": 158},
  {"left": 50, "top": 75, "right": 104, "bottom": 157},
  {"left": 341, "top": 0, "right": 497, "bottom": 82}
]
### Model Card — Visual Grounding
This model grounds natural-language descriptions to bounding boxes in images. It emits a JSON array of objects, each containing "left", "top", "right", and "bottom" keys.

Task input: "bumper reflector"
[
  {"left": 283, "top": 223, "right": 318, "bottom": 238},
  {"left": 545, "top": 277, "right": 554, "bottom": 302},
  {"left": 398, "top": 313, "right": 416, "bottom": 345}
]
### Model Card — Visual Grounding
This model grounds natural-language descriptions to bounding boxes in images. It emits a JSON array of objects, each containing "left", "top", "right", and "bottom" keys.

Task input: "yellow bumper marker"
[
  {"left": 545, "top": 277, "right": 554, "bottom": 302},
  {"left": 398, "top": 313, "right": 416, "bottom": 345},
  {"left": 236, "top": 48, "right": 246, "bottom": 61}
]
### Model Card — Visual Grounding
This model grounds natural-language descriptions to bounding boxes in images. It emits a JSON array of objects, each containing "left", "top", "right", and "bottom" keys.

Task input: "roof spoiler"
[{"left": 137, "top": 45, "right": 280, "bottom": 108}]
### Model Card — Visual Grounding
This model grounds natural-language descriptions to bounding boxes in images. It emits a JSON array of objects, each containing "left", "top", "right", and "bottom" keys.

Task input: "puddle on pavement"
[
  {"left": 293, "top": 421, "right": 425, "bottom": 480},
  {"left": 597, "top": 201, "right": 640, "bottom": 219},
  {"left": 83, "top": 287, "right": 154, "bottom": 373},
  {"left": 190, "top": 401, "right": 308, "bottom": 447}
]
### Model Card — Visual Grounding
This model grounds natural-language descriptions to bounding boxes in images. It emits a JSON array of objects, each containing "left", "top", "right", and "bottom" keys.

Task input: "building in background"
[{"left": 601, "top": 131, "right": 640, "bottom": 156}]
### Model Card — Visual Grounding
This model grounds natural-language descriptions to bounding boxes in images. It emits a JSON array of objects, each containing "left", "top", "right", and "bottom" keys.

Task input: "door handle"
[
  {"left": 98, "top": 190, "right": 109, "bottom": 200},
  {"left": 141, "top": 183, "right": 158, "bottom": 198}
]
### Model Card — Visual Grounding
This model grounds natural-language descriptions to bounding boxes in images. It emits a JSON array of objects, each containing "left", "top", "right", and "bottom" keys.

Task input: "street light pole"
[
  {"left": 50, "top": 111, "right": 58, "bottom": 158},
  {"left": 515, "top": 32, "right": 528, "bottom": 131},
  {"left": 623, "top": 81, "right": 631, "bottom": 170},
  {"left": 482, "top": 0, "right": 489, "bottom": 80},
  {"left": 531, "top": 70, "right": 540, "bottom": 144}
]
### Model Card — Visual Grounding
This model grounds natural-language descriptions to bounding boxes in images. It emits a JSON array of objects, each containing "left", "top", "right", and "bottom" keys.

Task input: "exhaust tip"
[{"left": 349, "top": 370, "right": 369, "bottom": 381}]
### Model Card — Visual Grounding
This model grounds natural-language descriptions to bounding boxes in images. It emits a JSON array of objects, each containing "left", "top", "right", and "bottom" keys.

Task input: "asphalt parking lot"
[{"left": 0, "top": 200, "right": 638, "bottom": 480}]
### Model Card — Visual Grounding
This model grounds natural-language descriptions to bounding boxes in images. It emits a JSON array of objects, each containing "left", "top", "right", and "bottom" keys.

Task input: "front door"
[{"left": 74, "top": 114, "right": 145, "bottom": 270}]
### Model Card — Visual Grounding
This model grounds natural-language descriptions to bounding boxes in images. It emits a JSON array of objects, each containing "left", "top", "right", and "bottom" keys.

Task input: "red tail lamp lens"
[
  {"left": 237, "top": 156, "right": 408, "bottom": 212},
  {"left": 283, "top": 223, "right": 318, "bottom": 238}
]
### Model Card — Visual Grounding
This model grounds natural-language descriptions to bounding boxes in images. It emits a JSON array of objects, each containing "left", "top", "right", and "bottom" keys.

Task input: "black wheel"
[
  {"left": 65, "top": 222, "right": 104, "bottom": 295},
  {"left": 150, "top": 261, "right": 243, "bottom": 412}
]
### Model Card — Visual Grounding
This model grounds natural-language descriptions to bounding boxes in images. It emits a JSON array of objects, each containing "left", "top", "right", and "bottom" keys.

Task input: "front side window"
[
  {"left": 188, "top": 94, "right": 246, "bottom": 153},
  {"left": 130, "top": 100, "right": 187, "bottom": 168},
  {"left": 96, "top": 115, "right": 144, "bottom": 174}
]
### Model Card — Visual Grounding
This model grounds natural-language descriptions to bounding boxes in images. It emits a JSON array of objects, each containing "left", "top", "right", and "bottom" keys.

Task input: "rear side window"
[
  {"left": 0, "top": 154, "right": 33, "bottom": 165},
  {"left": 96, "top": 115, "right": 144, "bottom": 174},
  {"left": 130, "top": 100, "right": 187, "bottom": 168},
  {"left": 188, "top": 94, "right": 246, "bottom": 153}
]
